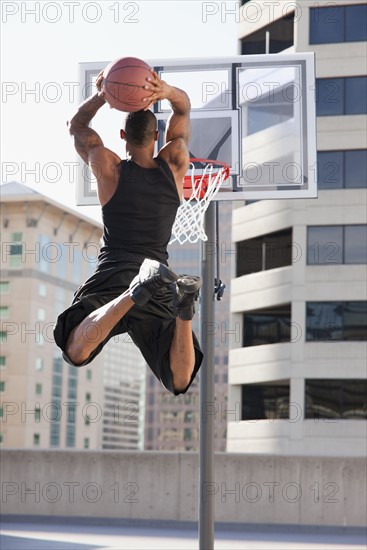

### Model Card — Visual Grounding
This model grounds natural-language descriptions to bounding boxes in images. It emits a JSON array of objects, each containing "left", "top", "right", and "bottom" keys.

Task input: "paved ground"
[{"left": 1, "top": 522, "right": 366, "bottom": 550}]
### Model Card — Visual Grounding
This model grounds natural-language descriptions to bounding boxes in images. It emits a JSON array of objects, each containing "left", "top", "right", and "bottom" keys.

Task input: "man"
[{"left": 54, "top": 69, "right": 203, "bottom": 395}]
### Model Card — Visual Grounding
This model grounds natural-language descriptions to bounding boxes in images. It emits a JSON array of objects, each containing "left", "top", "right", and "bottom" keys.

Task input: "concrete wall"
[{"left": 1, "top": 450, "right": 365, "bottom": 527}]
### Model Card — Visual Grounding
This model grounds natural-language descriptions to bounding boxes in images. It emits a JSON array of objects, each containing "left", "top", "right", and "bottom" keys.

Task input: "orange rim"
[{"left": 183, "top": 158, "right": 230, "bottom": 200}]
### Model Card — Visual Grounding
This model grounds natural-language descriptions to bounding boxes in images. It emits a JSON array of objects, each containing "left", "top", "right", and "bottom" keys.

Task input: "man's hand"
[
  {"left": 142, "top": 70, "right": 172, "bottom": 110},
  {"left": 96, "top": 70, "right": 106, "bottom": 100}
]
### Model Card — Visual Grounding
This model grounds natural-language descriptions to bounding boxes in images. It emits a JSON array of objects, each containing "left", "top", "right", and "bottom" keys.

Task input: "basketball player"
[{"left": 54, "top": 69, "right": 203, "bottom": 395}]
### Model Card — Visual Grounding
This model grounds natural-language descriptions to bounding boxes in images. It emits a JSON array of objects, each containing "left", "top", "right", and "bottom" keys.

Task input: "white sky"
[{"left": 1, "top": 1, "right": 238, "bottom": 222}]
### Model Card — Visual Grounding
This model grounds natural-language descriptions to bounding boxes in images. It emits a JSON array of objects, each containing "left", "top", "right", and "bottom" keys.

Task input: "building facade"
[
  {"left": 227, "top": 1, "right": 367, "bottom": 454},
  {"left": 0, "top": 182, "right": 146, "bottom": 450}
]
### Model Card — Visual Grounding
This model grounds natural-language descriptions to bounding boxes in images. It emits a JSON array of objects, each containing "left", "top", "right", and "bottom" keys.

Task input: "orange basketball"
[{"left": 102, "top": 57, "right": 152, "bottom": 112}]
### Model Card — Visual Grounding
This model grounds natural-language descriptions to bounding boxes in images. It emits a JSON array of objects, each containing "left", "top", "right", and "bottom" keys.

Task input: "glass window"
[
  {"left": 307, "top": 226, "right": 343, "bottom": 264},
  {"left": 0, "top": 332, "right": 7, "bottom": 343},
  {"left": 0, "top": 381, "right": 5, "bottom": 392},
  {"left": 345, "top": 5, "right": 367, "bottom": 42},
  {"left": 39, "top": 284, "right": 47, "bottom": 297},
  {"left": 57, "top": 244, "right": 67, "bottom": 279},
  {"left": 244, "top": 304, "right": 291, "bottom": 347},
  {"left": 316, "top": 78, "right": 344, "bottom": 116},
  {"left": 343, "top": 301, "right": 367, "bottom": 341},
  {"left": 308, "top": 225, "right": 367, "bottom": 265},
  {"left": 9, "top": 242, "right": 22, "bottom": 268},
  {"left": 306, "top": 302, "right": 343, "bottom": 341},
  {"left": 36, "top": 334, "right": 44, "bottom": 347},
  {"left": 84, "top": 438, "right": 90, "bottom": 449},
  {"left": 317, "top": 151, "right": 343, "bottom": 189},
  {"left": 37, "top": 308, "right": 45, "bottom": 321},
  {"left": 345, "top": 226, "right": 367, "bottom": 264},
  {"left": 0, "top": 307, "right": 9, "bottom": 319},
  {"left": 0, "top": 356, "right": 6, "bottom": 367},
  {"left": 265, "top": 230, "right": 293, "bottom": 270},
  {"left": 11, "top": 232, "right": 23, "bottom": 242},
  {"left": 241, "top": 12, "right": 294, "bottom": 54},
  {"left": 52, "top": 357, "right": 63, "bottom": 374},
  {"left": 310, "top": 5, "right": 367, "bottom": 44},
  {"left": 72, "top": 249, "right": 83, "bottom": 284},
  {"left": 50, "top": 423, "right": 60, "bottom": 447},
  {"left": 306, "top": 301, "right": 367, "bottom": 341},
  {"left": 242, "top": 383, "right": 290, "bottom": 420},
  {"left": 237, "top": 237, "right": 262, "bottom": 276},
  {"left": 184, "top": 428, "right": 192, "bottom": 441},
  {"left": 38, "top": 234, "right": 50, "bottom": 273},
  {"left": 318, "top": 150, "right": 367, "bottom": 189},
  {"left": 345, "top": 150, "right": 367, "bottom": 188},
  {"left": 35, "top": 383, "right": 42, "bottom": 395},
  {"left": 0, "top": 282, "right": 10, "bottom": 294},
  {"left": 35, "top": 358, "right": 44, "bottom": 371},
  {"left": 35, "top": 408, "right": 41, "bottom": 422},
  {"left": 66, "top": 424, "right": 75, "bottom": 447},
  {"left": 86, "top": 369, "right": 92, "bottom": 381},
  {"left": 345, "top": 77, "right": 367, "bottom": 115},
  {"left": 237, "top": 229, "right": 292, "bottom": 276},
  {"left": 310, "top": 6, "right": 344, "bottom": 44},
  {"left": 305, "top": 379, "right": 367, "bottom": 419},
  {"left": 33, "top": 434, "right": 40, "bottom": 446}
]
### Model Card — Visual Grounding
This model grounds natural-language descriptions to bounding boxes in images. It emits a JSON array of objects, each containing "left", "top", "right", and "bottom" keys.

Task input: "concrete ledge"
[
  {"left": 1, "top": 515, "right": 366, "bottom": 536},
  {"left": 1, "top": 451, "right": 365, "bottom": 527}
]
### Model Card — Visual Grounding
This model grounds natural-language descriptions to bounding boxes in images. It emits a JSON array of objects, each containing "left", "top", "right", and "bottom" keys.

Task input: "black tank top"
[{"left": 98, "top": 157, "right": 180, "bottom": 265}]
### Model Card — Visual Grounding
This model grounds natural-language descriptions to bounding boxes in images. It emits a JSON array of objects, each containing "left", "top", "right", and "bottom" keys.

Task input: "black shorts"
[{"left": 53, "top": 261, "right": 203, "bottom": 395}]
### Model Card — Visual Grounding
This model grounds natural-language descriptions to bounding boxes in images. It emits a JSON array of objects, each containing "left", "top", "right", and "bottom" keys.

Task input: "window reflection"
[
  {"left": 307, "top": 225, "right": 367, "bottom": 265},
  {"left": 305, "top": 380, "right": 367, "bottom": 419},
  {"left": 242, "top": 384, "right": 290, "bottom": 420},
  {"left": 306, "top": 302, "right": 367, "bottom": 342},
  {"left": 310, "top": 5, "right": 367, "bottom": 44},
  {"left": 244, "top": 305, "right": 291, "bottom": 347}
]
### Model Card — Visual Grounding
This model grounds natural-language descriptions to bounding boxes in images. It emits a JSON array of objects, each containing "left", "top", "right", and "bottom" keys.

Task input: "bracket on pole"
[{"left": 214, "top": 278, "right": 226, "bottom": 301}]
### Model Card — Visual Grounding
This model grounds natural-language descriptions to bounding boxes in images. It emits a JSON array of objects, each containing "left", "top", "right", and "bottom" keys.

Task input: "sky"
[{"left": 1, "top": 0, "right": 238, "bottom": 222}]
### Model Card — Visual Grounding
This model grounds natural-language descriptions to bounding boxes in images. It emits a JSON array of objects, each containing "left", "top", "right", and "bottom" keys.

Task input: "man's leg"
[
  {"left": 66, "top": 259, "right": 179, "bottom": 365},
  {"left": 169, "top": 318, "right": 196, "bottom": 392},
  {"left": 169, "top": 275, "right": 202, "bottom": 393},
  {"left": 66, "top": 289, "right": 134, "bottom": 365}
]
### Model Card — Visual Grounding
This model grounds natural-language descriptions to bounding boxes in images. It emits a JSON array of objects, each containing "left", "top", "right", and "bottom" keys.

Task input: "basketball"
[{"left": 102, "top": 57, "right": 152, "bottom": 112}]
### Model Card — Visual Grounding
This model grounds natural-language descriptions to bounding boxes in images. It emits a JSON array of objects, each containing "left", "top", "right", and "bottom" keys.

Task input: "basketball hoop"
[{"left": 170, "top": 158, "right": 230, "bottom": 245}]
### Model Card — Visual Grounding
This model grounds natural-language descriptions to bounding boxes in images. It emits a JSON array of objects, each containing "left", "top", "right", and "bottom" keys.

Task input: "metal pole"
[{"left": 199, "top": 201, "right": 216, "bottom": 550}]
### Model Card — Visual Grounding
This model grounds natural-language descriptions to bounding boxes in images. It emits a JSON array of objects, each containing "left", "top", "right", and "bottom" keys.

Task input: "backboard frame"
[{"left": 76, "top": 54, "right": 317, "bottom": 205}]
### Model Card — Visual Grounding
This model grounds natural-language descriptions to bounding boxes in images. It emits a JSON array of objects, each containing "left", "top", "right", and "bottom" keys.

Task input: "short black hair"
[{"left": 124, "top": 110, "right": 157, "bottom": 147}]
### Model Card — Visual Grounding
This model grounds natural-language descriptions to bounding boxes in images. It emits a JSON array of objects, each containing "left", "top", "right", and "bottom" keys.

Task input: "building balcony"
[{"left": 227, "top": 419, "right": 367, "bottom": 456}]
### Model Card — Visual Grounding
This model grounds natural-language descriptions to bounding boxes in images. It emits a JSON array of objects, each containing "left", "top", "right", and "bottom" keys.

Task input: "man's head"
[{"left": 120, "top": 110, "right": 158, "bottom": 148}]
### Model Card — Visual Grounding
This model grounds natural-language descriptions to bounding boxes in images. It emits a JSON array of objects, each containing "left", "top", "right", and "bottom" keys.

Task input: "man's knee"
[
  {"left": 64, "top": 340, "right": 89, "bottom": 367},
  {"left": 171, "top": 368, "right": 193, "bottom": 393}
]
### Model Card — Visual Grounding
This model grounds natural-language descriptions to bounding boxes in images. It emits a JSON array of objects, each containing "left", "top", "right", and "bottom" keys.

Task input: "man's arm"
[
  {"left": 68, "top": 93, "right": 107, "bottom": 165},
  {"left": 68, "top": 73, "right": 121, "bottom": 206},
  {"left": 143, "top": 71, "right": 191, "bottom": 190},
  {"left": 163, "top": 86, "right": 191, "bottom": 145}
]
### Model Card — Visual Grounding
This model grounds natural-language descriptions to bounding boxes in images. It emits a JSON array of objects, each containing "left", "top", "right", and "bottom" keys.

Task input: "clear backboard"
[{"left": 77, "top": 54, "right": 317, "bottom": 205}]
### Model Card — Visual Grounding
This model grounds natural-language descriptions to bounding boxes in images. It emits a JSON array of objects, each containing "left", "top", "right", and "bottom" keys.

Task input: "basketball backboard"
[{"left": 77, "top": 54, "right": 317, "bottom": 205}]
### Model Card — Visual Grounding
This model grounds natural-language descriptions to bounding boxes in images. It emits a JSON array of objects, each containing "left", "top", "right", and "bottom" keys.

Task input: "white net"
[{"left": 169, "top": 161, "right": 229, "bottom": 245}]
